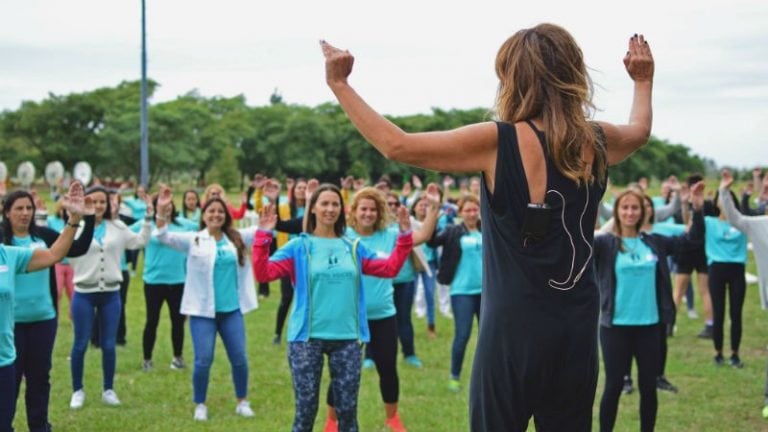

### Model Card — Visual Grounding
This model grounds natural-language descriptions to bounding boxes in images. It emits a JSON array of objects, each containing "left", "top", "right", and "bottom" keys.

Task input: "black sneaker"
[
  {"left": 656, "top": 376, "right": 678, "bottom": 393},
  {"left": 622, "top": 375, "right": 634, "bottom": 395},
  {"left": 714, "top": 354, "right": 725, "bottom": 366},
  {"left": 697, "top": 325, "right": 713, "bottom": 339},
  {"left": 272, "top": 335, "right": 281, "bottom": 345},
  {"left": 730, "top": 355, "right": 744, "bottom": 369}
]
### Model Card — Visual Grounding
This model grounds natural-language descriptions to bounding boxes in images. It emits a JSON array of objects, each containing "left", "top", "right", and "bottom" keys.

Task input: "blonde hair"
[
  {"left": 348, "top": 187, "right": 390, "bottom": 232},
  {"left": 495, "top": 23, "right": 606, "bottom": 185}
]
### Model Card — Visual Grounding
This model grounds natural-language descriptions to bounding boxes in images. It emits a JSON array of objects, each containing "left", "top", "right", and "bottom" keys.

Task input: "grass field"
[
  {"left": 11, "top": 252, "right": 767, "bottom": 432},
  {"left": 10, "top": 184, "right": 768, "bottom": 431}
]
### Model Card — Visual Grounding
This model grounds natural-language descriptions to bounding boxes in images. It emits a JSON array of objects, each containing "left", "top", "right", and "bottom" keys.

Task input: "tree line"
[{"left": 0, "top": 80, "right": 717, "bottom": 190}]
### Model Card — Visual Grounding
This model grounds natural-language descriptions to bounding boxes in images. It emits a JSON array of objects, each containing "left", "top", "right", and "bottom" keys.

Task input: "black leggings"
[
  {"left": 328, "top": 315, "right": 399, "bottom": 405},
  {"left": 708, "top": 262, "right": 746, "bottom": 354},
  {"left": 142, "top": 283, "right": 186, "bottom": 359},
  {"left": 274, "top": 277, "right": 294, "bottom": 337},
  {"left": 600, "top": 325, "right": 660, "bottom": 432}
]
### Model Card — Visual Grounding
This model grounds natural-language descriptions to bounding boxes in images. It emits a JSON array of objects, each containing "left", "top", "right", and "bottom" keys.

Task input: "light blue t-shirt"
[
  {"left": 390, "top": 224, "right": 415, "bottom": 283},
  {"left": 650, "top": 222, "right": 686, "bottom": 238},
  {"left": 704, "top": 217, "right": 747, "bottom": 265},
  {"left": 123, "top": 198, "right": 148, "bottom": 220},
  {"left": 613, "top": 238, "right": 659, "bottom": 326},
  {"left": 12, "top": 236, "right": 56, "bottom": 323},
  {"left": 0, "top": 245, "right": 34, "bottom": 366},
  {"left": 345, "top": 227, "right": 397, "bottom": 320},
  {"left": 307, "top": 237, "right": 359, "bottom": 339},
  {"left": 180, "top": 208, "right": 201, "bottom": 225},
  {"left": 132, "top": 220, "right": 197, "bottom": 284},
  {"left": 451, "top": 230, "right": 483, "bottom": 296},
  {"left": 213, "top": 238, "right": 240, "bottom": 313}
]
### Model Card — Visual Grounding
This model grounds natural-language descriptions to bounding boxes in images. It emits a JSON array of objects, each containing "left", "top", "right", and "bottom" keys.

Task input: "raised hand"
[
  {"left": 251, "top": 173, "right": 266, "bottom": 190},
  {"left": 690, "top": 181, "right": 705, "bottom": 210},
  {"left": 623, "top": 34, "right": 654, "bottom": 82},
  {"left": 425, "top": 183, "right": 442, "bottom": 210},
  {"left": 61, "top": 181, "right": 86, "bottom": 216},
  {"left": 397, "top": 205, "right": 411, "bottom": 233},
  {"left": 156, "top": 186, "right": 174, "bottom": 219},
  {"left": 285, "top": 177, "right": 295, "bottom": 191},
  {"left": 320, "top": 40, "right": 354, "bottom": 88},
  {"left": 679, "top": 183, "right": 690, "bottom": 203},
  {"left": 401, "top": 181, "right": 412, "bottom": 197},
  {"left": 306, "top": 179, "right": 319, "bottom": 202},
  {"left": 442, "top": 175, "right": 454, "bottom": 190},
  {"left": 144, "top": 194, "right": 155, "bottom": 217},
  {"left": 340, "top": 175, "right": 354, "bottom": 190},
  {"left": 720, "top": 169, "right": 734, "bottom": 191},
  {"left": 412, "top": 175, "right": 423, "bottom": 190},
  {"left": 258, "top": 204, "right": 277, "bottom": 231}
]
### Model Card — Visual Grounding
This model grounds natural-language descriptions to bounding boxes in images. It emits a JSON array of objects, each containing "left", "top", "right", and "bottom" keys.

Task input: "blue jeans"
[
  {"left": 451, "top": 294, "right": 481, "bottom": 379},
  {"left": 189, "top": 310, "right": 248, "bottom": 403},
  {"left": 393, "top": 281, "right": 416, "bottom": 357},
  {"left": 289, "top": 340, "right": 361, "bottom": 432},
  {"left": 0, "top": 364, "right": 15, "bottom": 432},
  {"left": 14, "top": 318, "right": 57, "bottom": 432},
  {"left": 418, "top": 262, "right": 438, "bottom": 326},
  {"left": 71, "top": 291, "right": 121, "bottom": 391}
]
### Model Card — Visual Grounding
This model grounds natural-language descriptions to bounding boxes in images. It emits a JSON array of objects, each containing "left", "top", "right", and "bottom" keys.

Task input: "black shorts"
[{"left": 675, "top": 256, "right": 708, "bottom": 275}]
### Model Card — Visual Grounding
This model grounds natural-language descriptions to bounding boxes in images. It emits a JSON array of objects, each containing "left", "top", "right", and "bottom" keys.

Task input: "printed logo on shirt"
[{"left": 0, "top": 265, "right": 8, "bottom": 273}]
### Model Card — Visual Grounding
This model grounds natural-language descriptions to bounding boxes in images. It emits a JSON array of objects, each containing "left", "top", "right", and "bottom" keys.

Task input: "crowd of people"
[{"left": 0, "top": 23, "right": 764, "bottom": 432}]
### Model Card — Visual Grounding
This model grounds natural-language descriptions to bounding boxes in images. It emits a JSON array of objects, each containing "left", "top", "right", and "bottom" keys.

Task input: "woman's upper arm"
[
  {"left": 597, "top": 121, "right": 651, "bottom": 166},
  {"left": 389, "top": 122, "right": 498, "bottom": 174}
]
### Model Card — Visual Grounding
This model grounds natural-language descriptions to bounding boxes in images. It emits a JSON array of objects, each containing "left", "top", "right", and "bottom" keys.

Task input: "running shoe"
[
  {"left": 622, "top": 375, "right": 634, "bottom": 395},
  {"left": 70, "top": 390, "right": 85, "bottom": 409},
  {"left": 385, "top": 413, "right": 407, "bottom": 432},
  {"left": 194, "top": 404, "right": 208, "bottom": 421},
  {"left": 730, "top": 355, "right": 744, "bottom": 369},
  {"left": 448, "top": 378, "right": 461, "bottom": 392},
  {"left": 170, "top": 357, "right": 186, "bottom": 370},
  {"left": 235, "top": 400, "right": 254, "bottom": 417},
  {"left": 656, "top": 376, "right": 678, "bottom": 393},
  {"left": 323, "top": 418, "right": 338, "bottom": 432},
  {"left": 404, "top": 355, "right": 423, "bottom": 368},
  {"left": 102, "top": 389, "right": 121, "bottom": 406}
]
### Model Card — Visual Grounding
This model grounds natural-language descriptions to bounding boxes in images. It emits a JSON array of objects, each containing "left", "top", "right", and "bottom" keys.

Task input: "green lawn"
[{"left": 12, "top": 253, "right": 768, "bottom": 431}]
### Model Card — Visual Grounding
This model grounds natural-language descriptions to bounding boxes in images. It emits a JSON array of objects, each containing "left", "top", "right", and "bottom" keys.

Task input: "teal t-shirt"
[
  {"left": 307, "top": 237, "right": 359, "bottom": 339},
  {"left": 132, "top": 220, "right": 196, "bottom": 284},
  {"left": 213, "top": 238, "right": 240, "bottom": 313},
  {"left": 650, "top": 222, "right": 686, "bottom": 237},
  {"left": 0, "top": 245, "right": 34, "bottom": 366},
  {"left": 613, "top": 238, "right": 659, "bottom": 326},
  {"left": 180, "top": 208, "right": 201, "bottom": 225},
  {"left": 390, "top": 224, "right": 415, "bottom": 283},
  {"left": 12, "top": 236, "right": 56, "bottom": 323},
  {"left": 123, "top": 198, "right": 148, "bottom": 220},
  {"left": 345, "top": 227, "right": 397, "bottom": 320},
  {"left": 704, "top": 217, "right": 747, "bottom": 265},
  {"left": 451, "top": 230, "right": 483, "bottom": 296}
]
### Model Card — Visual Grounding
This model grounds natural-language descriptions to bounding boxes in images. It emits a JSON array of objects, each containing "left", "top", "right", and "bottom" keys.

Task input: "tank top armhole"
[{"left": 482, "top": 121, "right": 527, "bottom": 215}]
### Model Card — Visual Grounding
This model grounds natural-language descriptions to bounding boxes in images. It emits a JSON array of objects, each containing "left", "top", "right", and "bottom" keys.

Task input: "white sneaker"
[
  {"left": 194, "top": 404, "right": 208, "bottom": 421},
  {"left": 101, "top": 389, "right": 121, "bottom": 406},
  {"left": 70, "top": 390, "right": 85, "bottom": 409},
  {"left": 687, "top": 309, "right": 699, "bottom": 319},
  {"left": 235, "top": 400, "right": 254, "bottom": 418}
]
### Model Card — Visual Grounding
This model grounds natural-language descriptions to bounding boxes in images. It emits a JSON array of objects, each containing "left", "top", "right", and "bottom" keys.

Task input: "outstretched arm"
[
  {"left": 321, "top": 41, "right": 497, "bottom": 175},
  {"left": 596, "top": 34, "right": 655, "bottom": 165}
]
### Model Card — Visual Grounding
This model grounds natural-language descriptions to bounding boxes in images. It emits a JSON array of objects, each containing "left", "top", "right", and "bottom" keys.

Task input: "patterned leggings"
[{"left": 288, "top": 340, "right": 361, "bottom": 432}]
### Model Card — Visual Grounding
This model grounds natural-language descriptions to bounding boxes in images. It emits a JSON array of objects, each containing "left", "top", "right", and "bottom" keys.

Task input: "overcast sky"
[{"left": 1, "top": 0, "right": 766, "bottom": 168}]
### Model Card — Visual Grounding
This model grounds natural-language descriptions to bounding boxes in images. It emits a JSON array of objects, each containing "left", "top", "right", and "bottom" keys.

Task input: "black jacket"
[
  {"left": 427, "top": 222, "right": 481, "bottom": 286},
  {"left": 0, "top": 215, "right": 95, "bottom": 315},
  {"left": 593, "top": 210, "right": 703, "bottom": 328}
]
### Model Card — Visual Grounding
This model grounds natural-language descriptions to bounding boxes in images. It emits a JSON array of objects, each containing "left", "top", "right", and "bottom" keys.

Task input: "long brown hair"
[
  {"left": 494, "top": 23, "right": 606, "bottom": 185},
  {"left": 200, "top": 198, "right": 246, "bottom": 266}
]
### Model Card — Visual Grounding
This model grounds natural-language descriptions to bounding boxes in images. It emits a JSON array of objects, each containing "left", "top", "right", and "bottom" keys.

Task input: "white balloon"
[
  {"left": 73, "top": 161, "right": 92, "bottom": 186},
  {"left": 17, "top": 161, "right": 36, "bottom": 187}
]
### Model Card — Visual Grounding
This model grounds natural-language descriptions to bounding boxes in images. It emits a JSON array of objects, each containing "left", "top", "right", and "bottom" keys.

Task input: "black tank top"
[{"left": 480, "top": 121, "right": 607, "bottom": 318}]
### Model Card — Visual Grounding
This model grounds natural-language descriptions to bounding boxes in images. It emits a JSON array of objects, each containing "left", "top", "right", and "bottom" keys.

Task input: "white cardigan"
[
  {"left": 155, "top": 226, "right": 258, "bottom": 318},
  {"left": 69, "top": 219, "right": 151, "bottom": 293}
]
